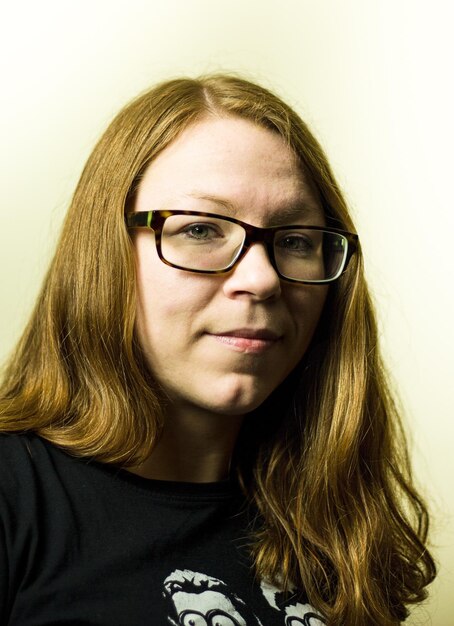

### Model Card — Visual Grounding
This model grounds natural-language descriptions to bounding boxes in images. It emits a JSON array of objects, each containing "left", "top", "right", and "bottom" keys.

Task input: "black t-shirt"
[{"left": 0, "top": 434, "right": 325, "bottom": 625}]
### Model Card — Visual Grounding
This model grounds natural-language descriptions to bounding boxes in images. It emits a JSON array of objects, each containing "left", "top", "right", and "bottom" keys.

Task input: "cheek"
[
  {"left": 134, "top": 239, "right": 179, "bottom": 349},
  {"left": 134, "top": 275, "right": 192, "bottom": 371},
  {"left": 134, "top": 244, "right": 218, "bottom": 347},
  {"left": 135, "top": 235, "right": 184, "bottom": 320},
  {"left": 135, "top": 270, "right": 187, "bottom": 344},
  {"left": 287, "top": 285, "right": 328, "bottom": 343}
]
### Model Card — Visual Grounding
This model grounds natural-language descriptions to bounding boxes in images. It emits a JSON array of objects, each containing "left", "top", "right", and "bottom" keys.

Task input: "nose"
[{"left": 222, "top": 242, "right": 281, "bottom": 300}]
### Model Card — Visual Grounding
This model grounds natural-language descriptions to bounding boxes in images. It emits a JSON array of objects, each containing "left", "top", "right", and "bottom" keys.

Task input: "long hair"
[{"left": 0, "top": 75, "right": 435, "bottom": 624}]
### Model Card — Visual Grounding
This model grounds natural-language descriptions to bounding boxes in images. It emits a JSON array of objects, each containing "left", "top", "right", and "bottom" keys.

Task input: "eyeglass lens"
[{"left": 161, "top": 214, "right": 348, "bottom": 282}]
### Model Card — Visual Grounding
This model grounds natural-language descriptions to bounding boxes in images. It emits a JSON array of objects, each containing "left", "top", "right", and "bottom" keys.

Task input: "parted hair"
[{"left": 0, "top": 75, "right": 435, "bottom": 625}]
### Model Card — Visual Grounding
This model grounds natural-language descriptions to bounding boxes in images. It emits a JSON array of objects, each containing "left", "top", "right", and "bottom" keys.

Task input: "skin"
[{"left": 130, "top": 116, "right": 328, "bottom": 482}]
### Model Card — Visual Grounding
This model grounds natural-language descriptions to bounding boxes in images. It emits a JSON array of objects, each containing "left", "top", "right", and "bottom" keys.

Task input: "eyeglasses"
[{"left": 126, "top": 210, "right": 359, "bottom": 285}]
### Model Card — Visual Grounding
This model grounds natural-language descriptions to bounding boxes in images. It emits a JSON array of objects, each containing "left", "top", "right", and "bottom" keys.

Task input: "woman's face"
[{"left": 132, "top": 116, "right": 328, "bottom": 417}]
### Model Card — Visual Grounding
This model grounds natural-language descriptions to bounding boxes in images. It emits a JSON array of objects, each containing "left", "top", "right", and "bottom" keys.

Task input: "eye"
[
  {"left": 181, "top": 223, "right": 223, "bottom": 240},
  {"left": 275, "top": 232, "right": 314, "bottom": 254}
]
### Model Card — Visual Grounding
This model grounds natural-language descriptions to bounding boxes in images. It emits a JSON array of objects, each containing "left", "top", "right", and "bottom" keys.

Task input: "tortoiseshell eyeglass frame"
[{"left": 125, "top": 209, "right": 359, "bottom": 285}]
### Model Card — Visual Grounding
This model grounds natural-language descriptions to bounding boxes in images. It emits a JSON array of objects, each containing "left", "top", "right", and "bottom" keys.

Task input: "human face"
[{"left": 132, "top": 116, "right": 328, "bottom": 417}]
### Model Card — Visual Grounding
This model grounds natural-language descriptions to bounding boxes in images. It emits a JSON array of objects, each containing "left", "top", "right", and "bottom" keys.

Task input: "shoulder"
[
  {"left": 0, "top": 433, "right": 95, "bottom": 511},
  {"left": 0, "top": 432, "right": 55, "bottom": 477},
  {"left": 0, "top": 433, "right": 58, "bottom": 505},
  {"left": 0, "top": 433, "right": 110, "bottom": 556},
  {"left": 0, "top": 431, "right": 41, "bottom": 455},
  {"left": 0, "top": 432, "right": 41, "bottom": 477}
]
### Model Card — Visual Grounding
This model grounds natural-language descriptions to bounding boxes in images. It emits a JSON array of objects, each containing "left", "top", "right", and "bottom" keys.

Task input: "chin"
[
  {"left": 201, "top": 383, "right": 273, "bottom": 416},
  {"left": 210, "top": 402, "right": 264, "bottom": 417}
]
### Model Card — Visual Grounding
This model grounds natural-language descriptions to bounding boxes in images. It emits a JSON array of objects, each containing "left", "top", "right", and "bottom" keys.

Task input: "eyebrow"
[{"left": 185, "top": 192, "right": 322, "bottom": 224}]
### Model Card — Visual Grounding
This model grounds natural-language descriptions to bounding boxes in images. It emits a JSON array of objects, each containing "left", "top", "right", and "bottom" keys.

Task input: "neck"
[{"left": 129, "top": 404, "right": 244, "bottom": 483}]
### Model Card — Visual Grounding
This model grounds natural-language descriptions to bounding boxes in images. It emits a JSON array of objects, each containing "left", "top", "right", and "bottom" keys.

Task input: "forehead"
[{"left": 134, "top": 116, "right": 323, "bottom": 225}]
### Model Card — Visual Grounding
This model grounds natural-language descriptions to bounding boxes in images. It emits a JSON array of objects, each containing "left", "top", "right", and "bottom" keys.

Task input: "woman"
[{"left": 0, "top": 75, "right": 435, "bottom": 625}]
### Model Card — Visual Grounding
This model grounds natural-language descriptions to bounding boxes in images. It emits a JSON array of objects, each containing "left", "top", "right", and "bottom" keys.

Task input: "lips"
[
  {"left": 216, "top": 328, "right": 281, "bottom": 340},
  {"left": 207, "top": 328, "right": 282, "bottom": 353}
]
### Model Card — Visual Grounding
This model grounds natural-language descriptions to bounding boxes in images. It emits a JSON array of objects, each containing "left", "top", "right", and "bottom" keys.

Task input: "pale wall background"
[{"left": 1, "top": 0, "right": 453, "bottom": 622}]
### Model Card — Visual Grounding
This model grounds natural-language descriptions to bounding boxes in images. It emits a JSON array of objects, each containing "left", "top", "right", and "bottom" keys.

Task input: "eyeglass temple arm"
[
  {"left": 346, "top": 233, "right": 359, "bottom": 253},
  {"left": 126, "top": 212, "right": 153, "bottom": 228}
]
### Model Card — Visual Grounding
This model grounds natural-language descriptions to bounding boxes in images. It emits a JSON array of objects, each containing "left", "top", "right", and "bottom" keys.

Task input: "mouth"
[{"left": 207, "top": 328, "right": 282, "bottom": 353}]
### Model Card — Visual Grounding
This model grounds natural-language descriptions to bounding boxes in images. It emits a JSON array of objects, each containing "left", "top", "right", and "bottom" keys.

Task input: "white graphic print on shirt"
[
  {"left": 163, "top": 569, "right": 325, "bottom": 625},
  {"left": 261, "top": 579, "right": 326, "bottom": 625}
]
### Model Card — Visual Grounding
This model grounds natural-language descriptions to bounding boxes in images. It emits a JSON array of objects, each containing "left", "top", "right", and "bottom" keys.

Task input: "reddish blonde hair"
[{"left": 0, "top": 75, "right": 435, "bottom": 624}]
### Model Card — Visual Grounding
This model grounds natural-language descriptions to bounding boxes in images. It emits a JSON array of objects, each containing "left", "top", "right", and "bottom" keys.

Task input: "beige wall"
[{"left": 1, "top": 1, "right": 452, "bottom": 621}]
